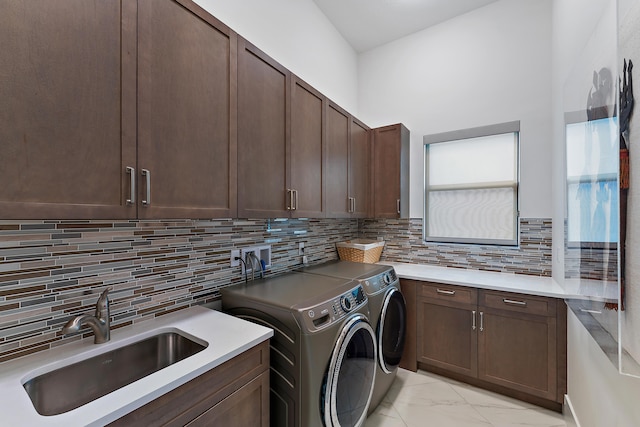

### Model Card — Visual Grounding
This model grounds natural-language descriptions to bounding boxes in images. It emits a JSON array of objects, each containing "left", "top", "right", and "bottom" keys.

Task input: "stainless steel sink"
[{"left": 23, "top": 331, "right": 207, "bottom": 416}]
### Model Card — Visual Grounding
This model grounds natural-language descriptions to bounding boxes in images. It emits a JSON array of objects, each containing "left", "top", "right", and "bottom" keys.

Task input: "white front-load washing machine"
[
  {"left": 221, "top": 272, "right": 377, "bottom": 427},
  {"left": 298, "top": 260, "right": 407, "bottom": 413}
]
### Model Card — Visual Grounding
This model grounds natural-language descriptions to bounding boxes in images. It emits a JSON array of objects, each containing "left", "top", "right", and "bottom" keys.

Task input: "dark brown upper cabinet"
[
  {"left": 290, "top": 76, "right": 326, "bottom": 218},
  {"left": 0, "top": 0, "right": 237, "bottom": 220},
  {"left": 238, "top": 41, "right": 330, "bottom": 219},
  {"left": 1, "top": 0, "right": 368, "bottom": 221},
  {"left": 0, "top": 0, "right": 137, "bottom": 219},
  {"left": 237, "top": 38, "right": 291, "bottom": 219},
  {"left": 325, "top": 103, "right": 352, "bottom": 218},
  {"left": 350, "top": 118, "right": 372, "bottom": 218},
  {"left": 372, "top": 123, "right": 410, "bottom": 218},
  {"left": 325, "top": 103, "right": 371, "bottom": 218},
  {"left": 137, "top": 0, "right": 237, "bottom": 219}
]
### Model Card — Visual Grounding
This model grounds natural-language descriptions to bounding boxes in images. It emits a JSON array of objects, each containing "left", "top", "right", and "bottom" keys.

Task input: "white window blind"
[{"left": 424, "top": 122, "right": 519, "bottom": 245}]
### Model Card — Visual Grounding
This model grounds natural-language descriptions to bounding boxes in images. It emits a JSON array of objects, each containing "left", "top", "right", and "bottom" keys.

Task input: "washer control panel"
[
  {"left": 360, "top": 268, "right": 398, "bottom": 296},
  {"left": 300, "top": 285, "right": 367, "bottom": 333}
]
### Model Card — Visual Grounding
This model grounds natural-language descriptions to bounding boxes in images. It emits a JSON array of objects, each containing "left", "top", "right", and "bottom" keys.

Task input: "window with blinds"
[{"left": 423, "top": 122, "right": 520, "bottom": 245}]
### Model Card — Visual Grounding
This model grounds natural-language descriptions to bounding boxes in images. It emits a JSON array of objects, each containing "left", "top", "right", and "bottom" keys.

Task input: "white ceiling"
[{"left": 312, "top": 0, "right": 499, "bottom": 53}]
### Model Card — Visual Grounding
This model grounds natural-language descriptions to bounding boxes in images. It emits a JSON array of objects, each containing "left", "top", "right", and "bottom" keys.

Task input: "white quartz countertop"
[
  {"left": 380, "top": 262, "right": 569, "bottom": 298},
  {"left": 0, "top": 306, "right": 273, "bottom": 427},
  {"left": 382, "top": 262, "right": 621, "bottom": 302}
]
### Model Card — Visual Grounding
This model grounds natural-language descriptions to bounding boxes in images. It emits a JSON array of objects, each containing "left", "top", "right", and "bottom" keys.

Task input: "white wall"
[
  {"left": 193, "top": 0, "right": 359, "bottom": 115},
  {"left": 357, "top": 0, "right": 553, "bottom": 219},
  {"left": 552, "top": 0, "right": 640, "bottom": 425}
]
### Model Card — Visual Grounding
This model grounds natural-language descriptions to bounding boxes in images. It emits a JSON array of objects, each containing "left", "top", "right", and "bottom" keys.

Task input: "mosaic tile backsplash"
[
  {"left": 359, "top": 218, "right": 553, "bottom": 276},
  {"left": 0, "top": 218, "right": 357, "bottom": 363},
  {"left": 0, "top": 216, "right": 552, "bottom": 363}
]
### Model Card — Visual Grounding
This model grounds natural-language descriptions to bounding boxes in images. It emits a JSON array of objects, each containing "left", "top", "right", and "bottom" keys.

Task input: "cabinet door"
[
  {"left": 187, "top": 371, "right": 269, "bottom": 427},
  {"left": 0, "top": 0, "right": 136, "bottom": 219},
  {"left": 373, "top": 124, "right": 409, "bottom": 218},
  {"left": 290, "top": 76, "right": 325, "bottom": 218},
  {"left": 325, "top": 103, "right": 350, "bottom": 218},
  {"left": 417, "top": 284, "right": 478, "bottom": 377},
  {"left": 238, "top": 38, "right": 291, "bottom": 218},
  {"left": 350, "top": 118, "right": 371, "bottom": 218},
  {"left": 137, "top": 0, "right": 237, "bottom": 219},
  {"left": 478, "top": 291, "right": 558, "bottom": 401}
]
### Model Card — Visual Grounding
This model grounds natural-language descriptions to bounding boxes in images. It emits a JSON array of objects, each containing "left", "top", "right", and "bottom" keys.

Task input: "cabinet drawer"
[
  {"left": 420, "top": 282, "right": 477, "bottom": 305},
  {"left": 480, "top": 290, "right": 555, "bottom": 317}
]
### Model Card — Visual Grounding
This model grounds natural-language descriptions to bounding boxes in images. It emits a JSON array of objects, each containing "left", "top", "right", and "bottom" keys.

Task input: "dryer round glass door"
[
  {"left": 323, "top": 314, "right": 376, "bottom": 427},
  {"left": 379, "top": 288, "right": 407, "bottom": 373}
]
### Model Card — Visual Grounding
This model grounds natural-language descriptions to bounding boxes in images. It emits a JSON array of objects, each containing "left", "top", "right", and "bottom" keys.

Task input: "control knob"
[{"left": 340, "top": 295, "right": 352, "bottom": 312}]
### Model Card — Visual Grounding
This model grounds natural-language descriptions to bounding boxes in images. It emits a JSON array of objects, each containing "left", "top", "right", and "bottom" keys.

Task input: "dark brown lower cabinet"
[
  {"left": 109, "top": 340, "right": 269, "bottom": 427},
  {"left": 186, "top": 372, "right": 269, "bottom": 426},
  {"left": 409, "top": 279, "right": 566, "bottom": 411},
  {"left": 418, "top": 294, "right": 478, "bottom": 378},
  {"left": 478, "top": 291, "right": 558, "bottom": 402}
]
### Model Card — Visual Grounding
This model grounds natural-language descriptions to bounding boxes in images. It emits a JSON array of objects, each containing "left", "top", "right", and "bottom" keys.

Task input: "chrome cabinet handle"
[
  {"left": 126, "top": 167, "right": 135, "bottom": 205},
  {"left": 503, "top": 298, "right": 527, "bottom": 307},
  {"left": 347, "top": 197, "right": 353, "bottom": 213},
  {"left": 287, "top": 189, "right": 292, "bottom": 210},
  {"left": 293, "top": 189, "right": 298, "bottom": 210},
  {"left": 479, "top": 311, "right": 484, "bottom": 332},
  {"left": 397, "top": 199, "right": 401, "bottom": 214},
  {"left": 351, "top": 197, "right": 356, "bottom": 213},
  {"left": 436, "top": 288, "right": 456, "bottom": 296},
  {"left": 472, "top": 310, "right": 476, "bottom": 331},
  {"left": 142, "top": 169, "right": 151, "bottom": 206}
]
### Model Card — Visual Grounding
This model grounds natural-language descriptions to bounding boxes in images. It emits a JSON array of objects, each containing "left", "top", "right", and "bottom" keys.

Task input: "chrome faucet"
[{"left": 62, "top": 288, "right": 111, "bottom": 344}]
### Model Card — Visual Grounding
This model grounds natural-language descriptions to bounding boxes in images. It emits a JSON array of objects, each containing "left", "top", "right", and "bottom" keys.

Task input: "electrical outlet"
[
  {"left": 230, "top": 249, "right": 240, "bottom": 267},
  {"left": 298, "top": 242, "right": 305, "bottom": 255}
]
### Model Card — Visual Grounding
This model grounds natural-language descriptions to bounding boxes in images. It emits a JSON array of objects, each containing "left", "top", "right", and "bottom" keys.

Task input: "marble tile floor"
[{"left": 365, "top": 369, "right": 568, "bottom": 427}]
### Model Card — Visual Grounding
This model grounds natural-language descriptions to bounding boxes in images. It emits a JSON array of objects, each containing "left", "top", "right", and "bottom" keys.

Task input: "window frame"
[{"left": 423, "top": 121, "right": 521, "bottom": 246}]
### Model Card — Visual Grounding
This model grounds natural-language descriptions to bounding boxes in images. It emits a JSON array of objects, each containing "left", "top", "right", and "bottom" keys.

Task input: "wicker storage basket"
[{"left": 336, "top": 239, "right": 384, "bottom": 263}]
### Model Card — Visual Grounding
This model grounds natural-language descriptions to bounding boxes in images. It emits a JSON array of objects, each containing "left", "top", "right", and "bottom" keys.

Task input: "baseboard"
[{"left": 564, "top": 394, "right": 580, "bottom": 427}]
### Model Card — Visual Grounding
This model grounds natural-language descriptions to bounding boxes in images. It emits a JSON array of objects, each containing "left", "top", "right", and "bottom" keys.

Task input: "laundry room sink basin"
[{"left": 22, "top": 331, "right": 206, "bottom": 416}]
